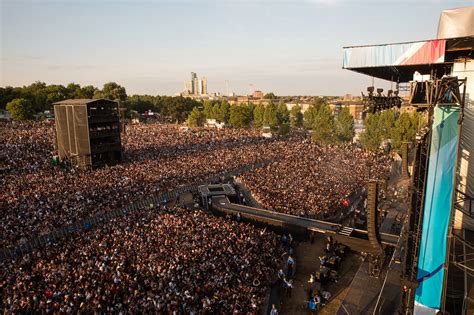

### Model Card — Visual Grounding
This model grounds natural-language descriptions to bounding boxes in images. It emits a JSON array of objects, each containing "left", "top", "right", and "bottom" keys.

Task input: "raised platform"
[{"left": 211, "top": 196, "right": 399, "bottom": 251}]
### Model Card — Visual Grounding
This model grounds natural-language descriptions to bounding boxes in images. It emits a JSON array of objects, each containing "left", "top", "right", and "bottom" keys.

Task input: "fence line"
[{"left": 1, "top": 159, "right": 276, "bottom": 263}]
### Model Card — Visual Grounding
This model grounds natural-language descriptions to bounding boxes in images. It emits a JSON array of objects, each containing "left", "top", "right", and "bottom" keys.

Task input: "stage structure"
[
  {"left": 53, "top": 99, "right": 122, "bottom": 169},
  {"left": 343, "top": 6, "right": 473, "bottom": 315}
]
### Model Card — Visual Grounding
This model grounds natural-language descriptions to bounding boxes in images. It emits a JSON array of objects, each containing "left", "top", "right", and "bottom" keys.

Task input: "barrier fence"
[{"left": 0, "top": 159, "right": 276, "bottom": 263}]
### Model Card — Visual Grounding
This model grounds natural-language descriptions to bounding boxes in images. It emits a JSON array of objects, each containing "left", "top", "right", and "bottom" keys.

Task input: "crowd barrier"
[{"left": 0, "top": 159, "right": 276, "bottom": 263}]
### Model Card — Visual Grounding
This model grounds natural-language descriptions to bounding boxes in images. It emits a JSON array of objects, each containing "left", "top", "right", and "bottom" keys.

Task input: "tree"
[
  {"left": 23, "top": 81, "right": 49, "bottom": 112},
  {"left": 335, "top": 107, "right": 355, "bottom": 142},
  {"left": 303, "top": 105, "right": 318, "bottom": 129},
  {"left": 81, "top": 85, "right": 97, "bottom": 99},
  {"left": 279, "top": 123, "right": 290, "bottom": 135},
  {"left": 66, "top": 83, "right": 82, "bottom": 99},
  {"left": 290, "top": 105, "right": 303, "bottom": 128},
  {"left": 124, "top": 95, "right": 159, "bottom": 113},
  {"left": 229, "top": 105, "right": 251, "bottom": 128},
  {"left": 203, "top": 100, "right": 214, "bottom": 119},
  {"left": 161, "top": 96, "right": 201, "bottom": 123},
  {"left": 253, "top": 104, "right": 265, "bottom": 128},
  {"left": 264, "top": 92, "right": 276, "bottom": 99},
  {"left": 44, "top": 84, "right": 67, "bottom": 104},
  {"left": 218, "top": 100, "right": 230, "bottom": 123},
  {"left": 6, "top": 98, "right": 35, "bottom": 120},
  {"left": 276, "top": 101, "right": 290, "bottom": 126},
  {"left": 187, "top": 107, "right": 205, "bottom": 127},
  {"left": 378, "top": 109, "right": 396, "bottom": 140},
  {"left": 359, "top": 112, "right": 383, "bottom": 151},
  {"left": 391, "top": 112, "right": 420, "bottom": 150},
  {"left": 263, "top": 102, "right": 278, "bottom": 129},
  {"left": 96, "top": 82, "right": 127, "bottom": 102},
  {"left": 311, "top": 104, "right": 335, "bottom": 144}
]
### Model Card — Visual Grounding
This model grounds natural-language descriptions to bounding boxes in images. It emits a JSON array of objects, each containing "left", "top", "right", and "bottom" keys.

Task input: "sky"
[{"left": 0, "top": 0, "right": 472, "bottom": 96}]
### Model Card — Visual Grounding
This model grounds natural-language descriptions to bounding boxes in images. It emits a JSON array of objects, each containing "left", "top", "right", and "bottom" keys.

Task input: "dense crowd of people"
[
  {"left": 1, "top": 206, "right": 284, "bottom": 313},
  {"left": 1, "top": 122, "right": 290, "bottom": 248},
  {"left": 239, "top": 141, "right": 392, "bottom": 219},
  {"left": 1, "top": 120, "right": 393, "bottom": 313}
]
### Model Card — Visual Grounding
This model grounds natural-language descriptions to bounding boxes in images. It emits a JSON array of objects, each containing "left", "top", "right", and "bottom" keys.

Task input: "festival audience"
[
  {"left": 1, "top": 206, "right": 284, "bottom": 313},
  {"left": 1, "top": 121, "right": 392, "bottom": 313},
  {"left": 1, "top": 122, "right": 290, "bottom": 247},
  {"left": 239, "top": 141, "right": 391, "bottom": 219}
]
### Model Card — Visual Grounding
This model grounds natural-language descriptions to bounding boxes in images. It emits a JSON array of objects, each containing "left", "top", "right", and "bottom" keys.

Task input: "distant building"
[
  {"left": 253, "top": 90, "right": 264, "bottom": 99},
  {"left": 285, "top": 103, "right": 311, "bottom": 113},
  {"left": 343, "top": 94, "right": 353, "bottom": 101},
  {"left": 329, "top": 99, "right": 365, "bottom": 121},
  {"left": 201, "top": 77, "right": 208, "bottom": 95},
  {"left": 183, "top": 72, "right": 208, "bottom": 96}
]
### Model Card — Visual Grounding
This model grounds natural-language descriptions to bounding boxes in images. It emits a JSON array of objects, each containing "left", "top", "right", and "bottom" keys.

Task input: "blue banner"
[{"left": 414, "top": 106, "right": 460, "bottom": 314}]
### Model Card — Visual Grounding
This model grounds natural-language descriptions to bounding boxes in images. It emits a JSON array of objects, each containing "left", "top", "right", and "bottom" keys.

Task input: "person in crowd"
[
  {"left": 287, "top": 255, "right": 295, "bottom": 278},
  {"left": 270, "top": 304, "right": 279, "bottom": 315}
]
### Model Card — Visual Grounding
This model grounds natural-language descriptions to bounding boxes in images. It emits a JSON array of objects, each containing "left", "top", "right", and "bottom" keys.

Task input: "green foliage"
[
  {"left": 311, "top": 104, "right": 335, "bottom": 144},
  {"left": 81, "top": 85, "right": 97, "bottom": 99},
  {"left": 276, "top": 101, "right": 289, "bottom": 125},
  {"left": 303, "top": 105, "right": 318, "bottom": 129},
  {"left": 253, "top": 104, "right": 265, "bottom": 128},
  {"left": 161, "top": 96, "right": 201, "bottom": 123},
  {"left": 95, "top": 82, "right": 127, "bottom": 101},
  {"left": 391, "top": 112, "right": 420, "bottom": 150},
  {"left": 187, "top": 107, "right": 205, "bottom": 127},
  {"left": 203, "top": 100, "right": 214, "bottom": 119},
  {"left": 263, "top": 102, "right": 278, "bottom": 129},
  {"left": 0, "top": 82, "right": 201, "bottom": 122},
  {"left": 290, "top": 105, "right": 303, "bottom": 128},
  {"left": 360, "top": 110, "right": 420, "bottom": 151},
  {"left": 335, "top": 107, "right": 355, "bottom": 143},
  {"left": 218, "top": 100, "right": 230, "bottom": 123},
  {"left": 264, "top": 92, "right": 277, "bottom": 99},
  {"left": 229, "top": 105, "right": 252, "bottom": 128},
  {"left": 360, "top": 113, "right": 383, "bottom": 151},
  {"left": 279, "top": 122, "right": 290, "bottom": 135},
  {"left": 124, "top": 95, "right": 161, "bottom": 113},
  {"left": 378, "top": 109, "right": 396, "bottom": 140},
  {"left": 6, "top": 98, "right": 35, "bottom": 120}
]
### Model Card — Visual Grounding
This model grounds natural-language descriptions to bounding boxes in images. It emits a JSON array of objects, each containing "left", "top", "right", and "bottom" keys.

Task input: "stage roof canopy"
[{"left": 343, "top": 36, "right": 474, "bottom": 82}]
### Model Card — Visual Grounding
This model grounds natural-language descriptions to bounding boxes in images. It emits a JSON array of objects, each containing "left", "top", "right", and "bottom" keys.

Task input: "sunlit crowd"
[
  {"left": 1, "top": 121, "right": 392, "bottom": 312},
  {"left": 239, "top": 141, "right": 391, "bottom": 219}
]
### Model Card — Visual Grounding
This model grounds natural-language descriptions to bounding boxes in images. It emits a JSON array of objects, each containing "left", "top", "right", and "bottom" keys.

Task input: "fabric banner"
[
  {"left": 343, "top": 39, "right": 446, "bottom": 69},
  {"left": 414, "top": 106, "right": 460, "bottom": 314}
]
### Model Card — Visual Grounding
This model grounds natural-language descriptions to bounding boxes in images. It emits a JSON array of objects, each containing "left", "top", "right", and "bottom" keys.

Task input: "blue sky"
[{"left": 1, "top": 0, "right": 472, "bottom": 96}]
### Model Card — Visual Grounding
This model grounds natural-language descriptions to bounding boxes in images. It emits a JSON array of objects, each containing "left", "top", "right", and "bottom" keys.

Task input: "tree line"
[
  {"left": 360, "top": 109, "right": 423, "bottom": 152},
  {"left": 1, "top": 81, "right": 201, "bottom": 123},
  {"left": 2, "top": 81, "right": 421, "bottom": 151},
  {"left": 186, "top": 97, "right": 356, "bottom": 142}
]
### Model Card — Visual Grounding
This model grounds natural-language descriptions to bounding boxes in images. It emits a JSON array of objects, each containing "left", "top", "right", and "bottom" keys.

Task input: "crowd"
[
  {"left": 1, "top": 122, "right": 291, "bottom": 248},
  {"left": 239, "top": 141, "right": 392, "bottom": 219},
  {"left": 1, "top": 206, "right": 284, "bottom": 313},
  {"left": 1, "top": 120, "right": 393, "bottom": 313}
]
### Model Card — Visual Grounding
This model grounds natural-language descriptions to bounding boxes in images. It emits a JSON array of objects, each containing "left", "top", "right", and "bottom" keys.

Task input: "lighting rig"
[{"left": 361, "top": 86, "right": 402, "bottom": 114}]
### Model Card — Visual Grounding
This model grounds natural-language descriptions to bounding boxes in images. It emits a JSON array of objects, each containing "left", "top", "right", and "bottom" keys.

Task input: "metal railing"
[
  {"left": 454, "top": 189, "right": 473, "bottom": 218},
  {"left": 0, "top": 159, "right": 276, "bottom": 263}
]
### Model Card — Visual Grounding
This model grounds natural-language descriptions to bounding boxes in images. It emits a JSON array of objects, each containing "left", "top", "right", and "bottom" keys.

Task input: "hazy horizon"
[{"left": 1, "top": 0, "right": 472, "bottom": 96}]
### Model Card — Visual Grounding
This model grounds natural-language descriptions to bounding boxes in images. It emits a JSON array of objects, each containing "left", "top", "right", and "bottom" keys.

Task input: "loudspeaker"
[{"left": 366, "top": 180, "right": 383, "bottom": 254}]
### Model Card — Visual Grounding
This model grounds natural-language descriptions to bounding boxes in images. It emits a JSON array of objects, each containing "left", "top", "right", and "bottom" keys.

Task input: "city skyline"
[{"left": 1, "top": 0, "right": 472, "bottom": 96}]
